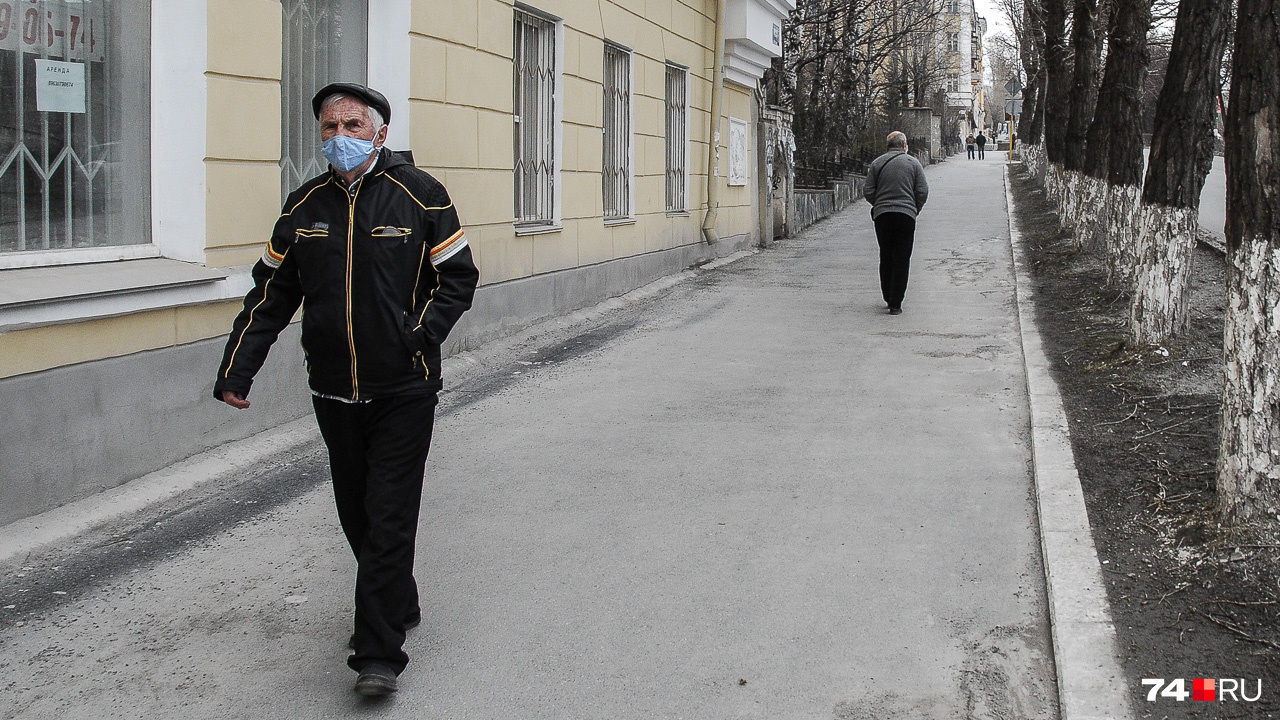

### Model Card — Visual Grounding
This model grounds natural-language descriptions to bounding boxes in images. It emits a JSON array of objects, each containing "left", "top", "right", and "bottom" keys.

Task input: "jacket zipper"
[{"left": 346, "top": 186, "right": 360, "bottom": 400}]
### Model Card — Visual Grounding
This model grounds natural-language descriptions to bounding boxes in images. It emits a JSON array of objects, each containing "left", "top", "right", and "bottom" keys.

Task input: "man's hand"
[{"left": 220, "top": 391, "right": 251, "bottom": 409}]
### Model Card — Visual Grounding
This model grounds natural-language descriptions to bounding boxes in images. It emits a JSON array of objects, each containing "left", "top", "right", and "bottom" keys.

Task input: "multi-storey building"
[
  {"left": 940, "top": 0, "right": 986, "bottom": 133},
  {"left": 0, "top": 0, "right": 794, "bottom": 525}
]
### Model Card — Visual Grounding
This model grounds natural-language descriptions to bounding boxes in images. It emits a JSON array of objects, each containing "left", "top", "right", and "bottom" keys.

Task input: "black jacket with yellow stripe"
[{"left": 214, "top": 148, "right": 479, "bottom": 401}]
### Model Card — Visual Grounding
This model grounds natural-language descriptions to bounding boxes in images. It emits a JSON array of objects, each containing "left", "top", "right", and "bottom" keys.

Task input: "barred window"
[
  {"left": 280, "top": 0, "right": 368, "bottom": 200},
  {"left": 602, "top": 42, "right": 631, "bottom": 221},
  {"left": 0, "top": 0, "right": 151, "bottom": 254},
  {"left": 513, "top": 7, "right": 557, "bottom": 227},
  {"left": 664, "top": 63, "right": 687, "bottom": 214}
]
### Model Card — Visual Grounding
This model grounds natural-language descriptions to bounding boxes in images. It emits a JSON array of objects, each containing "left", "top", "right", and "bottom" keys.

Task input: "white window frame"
[
  {"left": 513, "top": 4, "right": 563, "bottom": 233},
  {"left": 601, "top": 41, "right": 633, "bottom": 224},
  {"left": 664, "top": 62, "right": 689, "bottom": 215}
]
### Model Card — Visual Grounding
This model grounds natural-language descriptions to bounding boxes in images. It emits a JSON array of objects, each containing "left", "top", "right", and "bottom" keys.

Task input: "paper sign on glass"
[{"left": 35, "top": 59, "right": 86, "bottom": 114}]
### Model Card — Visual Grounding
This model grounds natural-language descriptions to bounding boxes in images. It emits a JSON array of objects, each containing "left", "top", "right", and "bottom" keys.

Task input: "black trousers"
[
  {"left": 873, "top": 212, "right": 916, "bottom": 309},
  {"left": 312, "top": 393, "right": 438, "bottom": 675}
]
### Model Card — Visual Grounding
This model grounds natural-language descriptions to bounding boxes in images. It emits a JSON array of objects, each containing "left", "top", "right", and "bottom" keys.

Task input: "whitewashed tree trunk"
[
  {"left": 1104, "top": 183, "right": 1142, "bottom": 286},
  {"left": 1045, "top": 163, "right": 1066, "bottom": 218},
  {"left": 1128, "top": 204, "right": 1199, "bottom": 344},
  {"left": 1020, "top": 143, "right": 1045, "bottom": 179},
  {"left": 1073, "top": 174, "right": 1109, "bottom": 251},
  {"left": 1218, "top": 237, "right": 1280, "bottom": 526},
  {"left": 1218, "top": 0, "right": 1279, "bottom": 532},
  {"left": 1060, "top": 169, "right": 1084, "bottom": 229}
]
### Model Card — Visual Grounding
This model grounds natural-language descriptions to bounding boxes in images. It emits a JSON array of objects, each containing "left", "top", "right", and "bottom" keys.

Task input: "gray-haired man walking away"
[{"left": 863, "top": 131, "right": 929, "bottom": 315}]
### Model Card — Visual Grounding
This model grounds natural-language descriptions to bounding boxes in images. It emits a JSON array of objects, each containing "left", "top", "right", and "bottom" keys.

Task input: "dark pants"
[
  {"left": 874, "top": 212, "right": 916, "bottom": 309},
  {"left": 312, "top": 393, "right": 438, "bottom": 675},
  {"left": 976, "top": 143, "right": 985, "bottom": 159}
]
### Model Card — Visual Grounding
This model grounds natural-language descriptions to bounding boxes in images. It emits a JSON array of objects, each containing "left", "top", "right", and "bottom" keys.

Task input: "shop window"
[{"left": 0, "top": 0, "right": 150, "bottom": 254}]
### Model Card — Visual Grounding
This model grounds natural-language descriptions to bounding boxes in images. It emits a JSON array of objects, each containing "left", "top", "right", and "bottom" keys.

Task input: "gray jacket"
[{"left": 864, "top": 149, "right": 929, "bottom": 220}]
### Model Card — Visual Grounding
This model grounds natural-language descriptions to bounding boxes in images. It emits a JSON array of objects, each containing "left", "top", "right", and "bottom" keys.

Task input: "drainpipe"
[{"left": 702, "top": 0, "right": 727, "bottom": 245}]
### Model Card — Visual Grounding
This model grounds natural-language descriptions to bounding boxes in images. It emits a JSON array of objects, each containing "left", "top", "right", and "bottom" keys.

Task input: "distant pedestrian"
[
  {"left": 864, "top": 131, "right": 929, "bottom": 315},
  {"left": 965, "top": 134, "right": 976, "bottom": 159},
  {"left": 975, "top": 131, "right": 987, "bottom": 159},
  {"left": 213, "top": 82, "right": 479, "bottom": 696}
]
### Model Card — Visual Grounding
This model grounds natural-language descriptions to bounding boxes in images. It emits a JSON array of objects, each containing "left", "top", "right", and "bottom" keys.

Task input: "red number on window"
[
  {"left": 68, "top": 13, "right": 79, "bottom": 50},
  {"left": 0, "top": 4, "right": 11, "bottom": 41},
  {"left": 21, "top": 6, "right": 37, "bottom": 46}
]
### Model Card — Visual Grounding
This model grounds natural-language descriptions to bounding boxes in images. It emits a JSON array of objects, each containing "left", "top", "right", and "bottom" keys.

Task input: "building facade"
[
  {"left": 940, "top": 0, "right": 985, "bottom": 133},
  {"left": 0, "top": 0, "right": 793, "bottom": 525}
]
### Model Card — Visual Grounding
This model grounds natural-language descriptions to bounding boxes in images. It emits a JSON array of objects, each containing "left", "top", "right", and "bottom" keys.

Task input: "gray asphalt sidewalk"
[{"left": 2, "top": 157, "right": 1124, "bottom": 718}]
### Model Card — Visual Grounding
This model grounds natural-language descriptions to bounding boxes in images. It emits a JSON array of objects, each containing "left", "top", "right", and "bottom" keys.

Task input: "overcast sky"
[{"left": 974, "top": 0, "right": 1011, "bottom": 37}]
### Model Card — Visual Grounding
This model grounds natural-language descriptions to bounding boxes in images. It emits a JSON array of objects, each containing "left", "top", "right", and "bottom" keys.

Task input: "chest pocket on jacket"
[{"left": 371, "top": 226, "right": 413, "bottom": 241}]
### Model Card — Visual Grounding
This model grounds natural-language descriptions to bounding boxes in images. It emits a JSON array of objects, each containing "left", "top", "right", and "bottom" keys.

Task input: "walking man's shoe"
[
  {"left": 354, "top": 663, "right": 399, "bottom": 696},
  {"left": 889, "top": 307, "right": 903, "bottom": 315}
]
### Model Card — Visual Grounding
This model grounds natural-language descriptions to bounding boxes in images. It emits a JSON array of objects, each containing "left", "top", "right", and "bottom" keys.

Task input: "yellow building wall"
[
  {"left": 412, "top": 0, "right": 752, "bottom": 285},
  {"left": 204, "top": 0, "right": 284, "bottom": 270},
  {"left": 11, "top": 0, "right": 762, "bottom": 378}
]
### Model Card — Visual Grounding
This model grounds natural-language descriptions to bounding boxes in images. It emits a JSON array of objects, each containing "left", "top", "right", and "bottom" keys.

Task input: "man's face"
[{"left": 319, "top": 97, "right": 381, "bottom": 143}]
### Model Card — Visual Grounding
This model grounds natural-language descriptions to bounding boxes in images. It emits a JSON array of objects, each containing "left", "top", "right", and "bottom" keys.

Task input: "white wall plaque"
[{"left": 728, "top": 117, "right": 748, "bottom": 186}]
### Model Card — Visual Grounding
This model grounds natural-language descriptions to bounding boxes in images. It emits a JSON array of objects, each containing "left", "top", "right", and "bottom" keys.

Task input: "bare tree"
[
  {"left": 1071, "top": 0, "right": 1152, "bottom": 257},
  {"left": 781, "top": 0, "right": 944, "bottom": 167},
  {"left": 1126, "top": 0, "right": 1231, "bottom": 343},
  {"left": 1217, "top": 0, "right": 1280, "bottom": 532},
  {"left": 1040, "top": 0, "right": 1072, "bottom": 191},
  {"left": 1058, "top": 0, "right": 1105, "bottom": 221},
  {"left": 1019, "top": 0, "right": 1050, "bottom": 172}
]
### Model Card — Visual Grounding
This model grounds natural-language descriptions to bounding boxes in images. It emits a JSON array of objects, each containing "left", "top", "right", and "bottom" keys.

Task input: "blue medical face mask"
[{"left": 322, "top": 133, "right": 379, "bottom": 172}]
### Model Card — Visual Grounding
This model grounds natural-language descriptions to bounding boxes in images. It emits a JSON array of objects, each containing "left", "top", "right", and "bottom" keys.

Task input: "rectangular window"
[
  {"left": 602, "top": 42, "right": 631, "bottom": 221},
  {"left": 947, "top": 73, "right": 959, "bottom": 93},
  {"left": 947, "top": 1, "right": 959, "bottom": 13},
  {"left": 947, "top": 32, "right": 959, "bottom": 53},
  {"left": 513, "top": 7, "right": 557, "bottom": 227},
  {"left": 664, "top": 63, "right": 687, "bottom": 214},
  {"left": 0, "top": 0, "right": 151, "bottom": 254},
  {"left": 281, "top": 0, "right": 367, "bottom": 200}
]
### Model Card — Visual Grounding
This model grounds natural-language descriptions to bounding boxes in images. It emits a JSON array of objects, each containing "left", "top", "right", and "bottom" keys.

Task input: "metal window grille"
[
  {"left": 602, "top": 43, "right": 630, "bottom": 220},
  {"left": 513, "top": 9, "right": 556, "bottom": 226},
  {"left": 0, "top": 0, "right": 150, "bottom": 253},
  {"left": 281, "top": 0, "right": 367, "bottom": 200},
  {"left": 664, "top": 64, "right": 687, "bottom": 214}
]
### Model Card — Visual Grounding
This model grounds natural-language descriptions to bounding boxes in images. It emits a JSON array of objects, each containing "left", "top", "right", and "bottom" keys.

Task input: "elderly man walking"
[
  {"left": 863, "top": 131, "right": 929, "bottom": 315},
  {"left": 213, "top": 83, "right": 478, "bottom": 695}
]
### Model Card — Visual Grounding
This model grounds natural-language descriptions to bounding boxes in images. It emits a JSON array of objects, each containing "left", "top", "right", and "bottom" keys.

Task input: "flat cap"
[{"left": 312, "top": 82, "right": 391, "bottom": 125}]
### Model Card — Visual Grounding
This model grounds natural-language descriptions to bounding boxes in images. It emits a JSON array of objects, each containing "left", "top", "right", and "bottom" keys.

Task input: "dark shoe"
[
  {"left": 348, "top": 616, "right": 422, "bottom": 649},
  {"left": 888, "top": 307, "right": 903, "bottom": 315},
  {"left": 354, "top": 663, "right": 398, "bottom": 696}
]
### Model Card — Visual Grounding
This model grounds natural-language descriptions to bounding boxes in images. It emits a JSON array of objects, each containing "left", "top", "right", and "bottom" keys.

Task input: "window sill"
[
  {"left": 603, "top": 217, "right": 636, "bottom": 227},
  {"left": 0, "top": 258, "right": 250, "bottom": 332},
  {"left": 514, "top": 223, "right": 563, "bottom": 236}
]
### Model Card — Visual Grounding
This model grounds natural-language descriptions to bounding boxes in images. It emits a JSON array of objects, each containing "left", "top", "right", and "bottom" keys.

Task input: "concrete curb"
[{"left": 1004, "top": 164, "right": 1135, "bottom": 720}]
